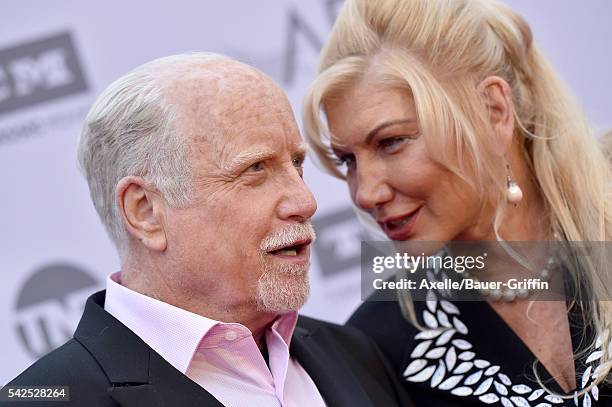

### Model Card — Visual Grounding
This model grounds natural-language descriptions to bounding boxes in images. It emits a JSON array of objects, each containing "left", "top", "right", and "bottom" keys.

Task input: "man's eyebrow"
[
  {"left": 294, "top": 142, "right": 308, "bottom": 155},
  {"left": 364, "top": 118, "right": 417, "bottom": 145},
  {"left": 221, "top": 148, "right": 275, "bottom": 173}
]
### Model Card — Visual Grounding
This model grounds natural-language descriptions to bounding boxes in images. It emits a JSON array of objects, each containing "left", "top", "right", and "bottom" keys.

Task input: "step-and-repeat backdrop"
[{"left": 1, "top": 0, "right": 610, "bottom": 384}]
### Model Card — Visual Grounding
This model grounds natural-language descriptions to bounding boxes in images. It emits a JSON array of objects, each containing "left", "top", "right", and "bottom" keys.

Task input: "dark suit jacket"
[{"left": 2, "top": 291, "right": 413, "bottom": 406}]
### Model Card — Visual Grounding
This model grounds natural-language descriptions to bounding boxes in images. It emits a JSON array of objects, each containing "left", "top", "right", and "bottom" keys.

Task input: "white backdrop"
[{"left": 0, "top": 0, "right": 610, "bottom": 384}]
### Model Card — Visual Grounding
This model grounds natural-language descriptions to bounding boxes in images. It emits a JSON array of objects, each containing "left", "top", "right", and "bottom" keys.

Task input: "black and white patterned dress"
[{"left": 348, "top": 274, "right": 612, "bottom": 406}]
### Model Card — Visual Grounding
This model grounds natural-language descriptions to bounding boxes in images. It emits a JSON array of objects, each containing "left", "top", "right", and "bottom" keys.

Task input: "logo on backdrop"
[
  {"left": 312, "top": 206, "right": 370, "bottom": 277},
  {"left": 227, "top": 0, "right": 343, "bottom": 87},
  {"left": 0, "top": 31, "right": 89, "bottom": 146},
  {"left": 281, "top": 0, "right": 343, "bottom": 85},
  {"left": 14, "top": 263, "right": 100, "bottom": 359},
  {"left": 0, "top": 31, "right": 87, "bottom": 116}
]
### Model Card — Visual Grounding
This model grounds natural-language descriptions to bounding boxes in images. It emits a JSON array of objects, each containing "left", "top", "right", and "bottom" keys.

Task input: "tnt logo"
[
  {"left": 0, "top": 32, "right": 87, "bottom": 116},
  {"left": 14, "top": 263, "right": 100, "bottom": 359}
]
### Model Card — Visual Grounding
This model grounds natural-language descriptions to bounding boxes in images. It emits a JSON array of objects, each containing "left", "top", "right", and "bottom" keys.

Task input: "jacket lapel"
[
  {"left": 74, "top": 291, "right": 224, "bottom": 407},
  {"left": 290, "top": 325, "right": 375, "bottom": 407},
  {"left": 107, "top": 350, "right": 224, "bottom": 407}
]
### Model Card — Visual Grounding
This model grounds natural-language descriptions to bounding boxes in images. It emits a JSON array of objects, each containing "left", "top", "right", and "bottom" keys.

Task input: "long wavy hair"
[{"left": 303, "top": 0, "right": 612, "bottom": 393}]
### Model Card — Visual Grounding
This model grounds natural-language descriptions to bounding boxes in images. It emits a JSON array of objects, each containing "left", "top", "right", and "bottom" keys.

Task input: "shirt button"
[{"left": 224, "top": 331, "right": 238, "bottom": 341}]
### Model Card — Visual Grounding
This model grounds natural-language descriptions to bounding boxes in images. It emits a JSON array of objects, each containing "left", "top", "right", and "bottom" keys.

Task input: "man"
[{"left": 2, "top": 53, "right": 411, "bottom": 406}]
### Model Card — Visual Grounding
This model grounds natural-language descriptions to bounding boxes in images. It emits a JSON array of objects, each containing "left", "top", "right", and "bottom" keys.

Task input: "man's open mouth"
[{"left": 266, "top": 239, "right": 312, "bottom": 257}]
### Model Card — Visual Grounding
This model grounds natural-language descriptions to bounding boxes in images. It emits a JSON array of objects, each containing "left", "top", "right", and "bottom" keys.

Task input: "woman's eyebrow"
[{"left": 364, "top": 118, "right": 418, "bottom": 145}]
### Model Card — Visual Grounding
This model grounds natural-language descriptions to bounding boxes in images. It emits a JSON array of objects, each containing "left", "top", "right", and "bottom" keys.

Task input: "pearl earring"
[{"left": 506, "top": 164, "right": 523, "bottom": 205}]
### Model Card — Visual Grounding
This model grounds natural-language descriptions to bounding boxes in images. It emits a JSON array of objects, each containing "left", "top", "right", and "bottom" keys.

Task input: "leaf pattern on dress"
[
  {"left": 528, "top": 389, "right": 545, "bottom": 401},
  {"left": 454, "top": 361, "right": 473, "bottom": 374},
  {"left": 485, "top": 365, "right": 501, "bottom": 376},
  {"left": 479, "top": 393, "right": 500, "bottom": 404},
  {"left": 437, "top": 309, "right": 452, "bottom": 328},
  {"left": 452, "top": 339, "right": 472, "bottom": 350},
  {"left": 511, "top": 384, "right": 532, "bottom": 394},
  {"left": 404, "top": 359, "right": 427, "bottom": 376},
  {"left": 458, "top": 351, "right": 476, "bottom": 361},
  {"left": 423, "top": 310, "right": 439, "bottom": 329},
  {"left": 494, "top": 381, "right": 508, "bottom": 396},
  {"left": 451, "top": 386, "right": 474, "bottom": 396},
  {"left": 410, "top": 340, "right": 432, "bottom": 358},
  {"left": 465, "top": 370, "right": 484, "bottom": 385},
  {"left": 511, "top": 396, "right": 530, "bottom": 407},
  {"left": 403, "top": 286, "right": 605, "bottom": 406},
  {"left": 406, "top": 365, "right": 436, "bottom": 382},
  {"left": 436, "top": 329, "right": 455, "bottom": 346},
  {"left": 425, "top": 347, "right": 447, "bottom": 359},
  {"left": 438, "top": 374, "right": 464, "bottom": 390},
  {"left": 453, "top": 316, "right": 468, "bottom": 335},
  {"left": 431, "top": 360, "right": 446, "bottom": 388},
  {"left": 543, "top": 394, "right": 563, "bottom": 404},
  {"left": 445, "top": 346, "right": 457, "bottom": 371},
  {"left": 591, "top": 385, "right": 598, "bottom": 401},
  {"left": 474, "top": 378, "right": 494, "bottom": 396},
  {"left": 475, "top": 359, "right": 491, "bottom": 369},
  {"left": 440, "top": 299, "right": 459, "bottom": 315},
  {"left": 497, "top": 373, "right": 512, "bottom": 386}
]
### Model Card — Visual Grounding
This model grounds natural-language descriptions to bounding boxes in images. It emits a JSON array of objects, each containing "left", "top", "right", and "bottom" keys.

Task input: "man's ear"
[
  {"left": 116, "top": 176, "right": 167, "bottom": 252},
  {"left": 477, "top": 76, "right": 515, "bottom": 156}
]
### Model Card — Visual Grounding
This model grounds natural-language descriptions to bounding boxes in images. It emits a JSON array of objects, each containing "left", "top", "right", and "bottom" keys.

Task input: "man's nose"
[{"left": 277, "top": 172, "right": 317, "bottom": 222}]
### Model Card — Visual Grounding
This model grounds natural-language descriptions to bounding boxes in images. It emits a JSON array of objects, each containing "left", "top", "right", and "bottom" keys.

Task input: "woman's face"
[{"left": 325, "top": 81, "right": 484, "bottom": 241}]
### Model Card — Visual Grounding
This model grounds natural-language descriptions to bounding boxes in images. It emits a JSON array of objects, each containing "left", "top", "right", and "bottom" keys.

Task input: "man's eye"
[
  {"left": 292, "top": 156, "right": 305, "bottom": 168},
  {"left": 248, "top": 162, "right": 265, "bottom": 172}
]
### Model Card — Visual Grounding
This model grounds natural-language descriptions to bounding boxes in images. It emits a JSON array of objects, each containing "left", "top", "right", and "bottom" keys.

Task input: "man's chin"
[{"left": 255, "top": 268, "right": 310, "bottom": 313}]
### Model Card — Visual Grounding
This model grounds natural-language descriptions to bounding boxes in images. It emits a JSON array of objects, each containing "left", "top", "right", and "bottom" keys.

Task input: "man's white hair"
[{"left": 77, "top": 52, "right": 226, "bottom": 255}]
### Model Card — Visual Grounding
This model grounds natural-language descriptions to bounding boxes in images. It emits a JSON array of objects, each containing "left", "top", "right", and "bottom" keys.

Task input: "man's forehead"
[
  {"left": 157, "top": 60, "right": 302, "bottom": 171},
  {"left": 194, "top": 84, "right": 297, "bottom": 165},
  {"left": 161, "top": 60, "right": 291, "bottom": 141},
  {"left": 161, "top": 59, "right": 279, "bottom": 113}
]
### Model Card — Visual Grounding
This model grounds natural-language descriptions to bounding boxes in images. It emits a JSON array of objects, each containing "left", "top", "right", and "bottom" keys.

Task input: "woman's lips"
[{"left": 379, "top": 207, "right": 422, "bottom": 240}]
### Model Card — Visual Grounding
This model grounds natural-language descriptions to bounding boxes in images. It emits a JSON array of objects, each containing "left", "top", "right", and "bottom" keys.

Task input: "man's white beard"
[
  {"left": 256, "top": 222, "right": 315, "bottom": 312},
  {"left": 256, "top": 260, "right": 310, "bottom": 313}
]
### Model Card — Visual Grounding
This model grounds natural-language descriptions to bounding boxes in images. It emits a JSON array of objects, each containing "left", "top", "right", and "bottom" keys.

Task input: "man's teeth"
[{"left": 277, "top": 248, "right": 298, "bottom": 256}]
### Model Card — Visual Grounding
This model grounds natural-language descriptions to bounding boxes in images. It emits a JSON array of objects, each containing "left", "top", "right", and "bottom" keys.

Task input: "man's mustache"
[{"left": 260, "top": 222, "right": 316, "bottom": 252}]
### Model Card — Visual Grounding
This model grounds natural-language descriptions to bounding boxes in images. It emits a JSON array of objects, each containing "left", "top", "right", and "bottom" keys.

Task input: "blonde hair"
[
  {"left": 303, "top": 0, "right": 612, "bottom": 393},
  {"left": 600, "top": 130, "right": 612, "bottom": 163}
]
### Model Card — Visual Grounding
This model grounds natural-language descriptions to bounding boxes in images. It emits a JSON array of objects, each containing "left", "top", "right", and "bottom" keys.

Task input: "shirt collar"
[{"left": 104, "top": 271, "right": 298, "bottom": 373}]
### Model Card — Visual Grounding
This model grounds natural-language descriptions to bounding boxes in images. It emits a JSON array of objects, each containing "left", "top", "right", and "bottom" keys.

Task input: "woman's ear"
[
  {"left": 477, "top": 76, "right": 515, "bottom": 156},
  {"left": 115, "top": 176, "right": 167, "bottom": 252}
]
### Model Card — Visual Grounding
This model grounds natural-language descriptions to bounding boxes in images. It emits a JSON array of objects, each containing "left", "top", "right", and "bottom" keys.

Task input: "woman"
[{"left": 303, "top": 0, "right": 612, "bottom": 405}]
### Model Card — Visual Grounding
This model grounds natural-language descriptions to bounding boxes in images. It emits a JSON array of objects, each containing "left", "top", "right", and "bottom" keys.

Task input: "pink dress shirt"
[{"left": 104, "top": 272, "right": 326, "bottom": 407}]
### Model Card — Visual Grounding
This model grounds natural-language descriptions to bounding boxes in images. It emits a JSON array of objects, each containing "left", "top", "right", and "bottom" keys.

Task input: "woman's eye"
[
  {"left": 378, "top": 136, "right": 407, "bottom": 153},
  {"left": 334, "top": 153, "right": 356, "bottom": 169}
]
